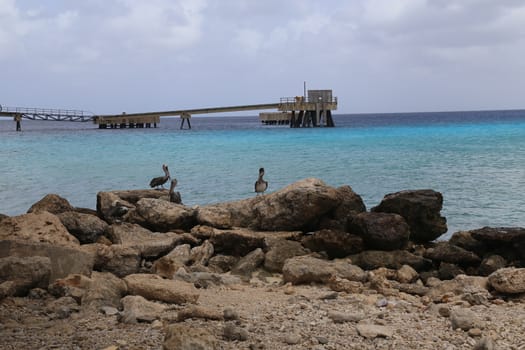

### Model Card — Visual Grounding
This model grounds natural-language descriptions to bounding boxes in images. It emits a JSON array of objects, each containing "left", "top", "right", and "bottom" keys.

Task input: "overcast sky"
[{"left": 1, "top": 0, "right": 525, "bottom": 114}]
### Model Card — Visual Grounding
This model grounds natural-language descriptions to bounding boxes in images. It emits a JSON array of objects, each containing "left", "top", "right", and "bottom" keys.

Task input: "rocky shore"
[{"left": 1, "top": 178, "right": 524, "bottom": 349}]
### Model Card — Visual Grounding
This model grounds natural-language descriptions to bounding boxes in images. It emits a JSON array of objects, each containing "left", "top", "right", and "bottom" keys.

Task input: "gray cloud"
[{"left": 1, "top": 0, "right": 524, "bottom": 113}]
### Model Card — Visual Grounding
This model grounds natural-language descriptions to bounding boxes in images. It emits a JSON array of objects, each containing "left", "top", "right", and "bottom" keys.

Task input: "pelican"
[
  {"left": 150, "top": 164, "right": 171, "bottom": 189},
  {"left": 169, "top": 178, "right": 182, "bottom": 204},
  {"left": 254, "top": 167, "right": 268, "bottom": 195}
]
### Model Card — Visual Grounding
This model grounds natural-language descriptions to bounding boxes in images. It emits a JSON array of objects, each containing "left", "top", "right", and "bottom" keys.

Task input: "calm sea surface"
[{"left": 1, "top": 110, "right": 524, "bottom": 239}]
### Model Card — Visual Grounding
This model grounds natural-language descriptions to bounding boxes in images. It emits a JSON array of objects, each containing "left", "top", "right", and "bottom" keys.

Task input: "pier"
[{"left": 0, "top": 89, "right": 337, "bottom": 131}]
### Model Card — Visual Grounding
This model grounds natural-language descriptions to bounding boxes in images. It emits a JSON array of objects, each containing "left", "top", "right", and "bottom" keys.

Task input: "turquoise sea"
[{"left": 1, "top": 110, "right": 524, "bottom": 239}]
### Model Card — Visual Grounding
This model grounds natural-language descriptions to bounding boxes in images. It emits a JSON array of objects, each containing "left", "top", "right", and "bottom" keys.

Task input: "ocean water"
[{"left": 1, "top": 110, "right": 524, "bottom": 239}]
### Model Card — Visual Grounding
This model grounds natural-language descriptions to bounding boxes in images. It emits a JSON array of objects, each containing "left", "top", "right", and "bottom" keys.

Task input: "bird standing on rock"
[
  {"left": 149, "top": 164, "right": 171, "bottom": 189},
  {"left": 254, "top": 167, "right": 268, "bottom": 195},
  {"left": 169, "top": 178, "right": 182, "bottom": 204}
]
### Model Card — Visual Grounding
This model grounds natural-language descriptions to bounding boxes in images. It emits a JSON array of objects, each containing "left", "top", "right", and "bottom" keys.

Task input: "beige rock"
[
  {"left": 120, "top": 295, "right": 167, "bottom": 323},
  {"left": 282, "top": 255, "right": 366, "bottom": 285},
  {"left": 356, "top": 324, "right": 393, "bottom": 338},
  {"left": 27, "top": 194, "right": 75, "bottom": 214},
  {"left": 124, "top": 273, "right": 199, "bottom": 304},
  {"left": 153, "top": 244, "right": 192, "bottom": 278},
  {"left": 163, "top": 324, "right": 218, "bottom": 350},
  {"left": 488, "top": 267, "right": 525, "bottom": 294},
  {"left": 127, "top": 198, "right": 196, "bottom": 232},
  {"left": 0, "top": 211, "right": 79, "bottom": 247}
]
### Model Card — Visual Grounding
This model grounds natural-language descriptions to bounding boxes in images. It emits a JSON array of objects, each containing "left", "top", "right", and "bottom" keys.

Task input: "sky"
[{"left": 1, "top": 0, "right": 525, "bottom": 115}]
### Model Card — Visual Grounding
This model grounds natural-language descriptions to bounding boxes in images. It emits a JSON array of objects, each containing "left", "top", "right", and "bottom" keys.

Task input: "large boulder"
[
  {"left": 449, "top": 230, "right": 488, "bottom": 258},
  {"left": 0, "top": 211, "right": 80, "bottom": 248},
  {"left": 0, "top": 256, "right": 51, "bottom": 297},
  {"left": 191, "top": 225, "right": 302, "bottom": 256},
  {"left": 124, "top": 273, "right": 199, "bottom": 304},
  {"left": 349, "top": 212, "right": 410, "bottom": 250},
  {"left": 372, "top": 189, "right": 447, "bottom": 243},
  {"left": 319, "top": 185, "right": 367, "bottom": 230},
  {"left": 153, "top": 244, "right": 192, "bottom": 278},
  {"left": 27, "top": 194, "right": 75, "bottom": 214},
  {"left": 106, "top": 222, "right": 185, "bottom": 258},
  {"left": 231, "top": 248, "right": 265, "bottom": 279},
  {"left": 120, "top": 295, "right": 167, "bottom": 323},
  {"left": 196, "top": 178, "right": 364, "bottom": 231},
  {"left": 426, "top": 274, "right": 489, "bottom": 302},
  {"left": 0, "top": 240, "right": 94, "bottom": 283},
  {"left": 488, "top": 267, "right": 525, "bottom": 294},
  {"left": 96, "top": 191, "right": 135, "bottom": 224},
  {"left": 82, "top": 243, "right": 141, "bottom": 278},
  {"left": 424, "top": 242, "right": 481, "bottom": 266},
  {"left": 469, "top": 227, "right": 525, "bottom": 244},
  {"left": 126, "top": 198, "right": 196, "bottom": 232},
  {"left": 282, "top": 255, "right": 367, "bottom": 285},
  {"left": 264, "top": 238, "right": 309, "bottom": 272},
  {"left": 349, "top": 250, "right": 433, "bottom": 271},
  {"left": 57, "top": 211, "right": 108, "bottom": 244},
  {"left": 301, "top": 229, "right": 364, "bottom": 258}
]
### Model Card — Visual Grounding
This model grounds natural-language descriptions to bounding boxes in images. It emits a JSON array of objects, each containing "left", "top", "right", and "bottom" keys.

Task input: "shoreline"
[{"left": 1, "top": 178, "right": 525, "bottom": 348}]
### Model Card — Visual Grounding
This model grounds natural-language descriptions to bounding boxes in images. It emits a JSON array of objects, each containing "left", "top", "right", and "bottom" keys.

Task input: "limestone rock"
[
  {"left": 83, "top": 243, "right": 141, "bottom": 278},
  {"left": 231, "top": 248, "right": 265, "bottom": 279},
  {"left": 282, "top": 255, "right": 366, "bottom": 285},
  {"left": 0, "top": 240, "right": 94, "bottom": 283},
  {"left": 106, "top": 223, "right": 184, "bottom": 258},
  {"left": 196, "top": 178, "right": 358, "bottom": 231},
  {"left": 82, "top": 271, "right": 128, "bottom": 309},
  {"left": 153, "top": 244, "right": 192, "bottom": 278},
  {"left": 190, "top": 240, "right": 214, "bottom": 266},
  {"left": 208, "top": 255, "right": 239, "bottom": 273},
  {"left": 426, "top": 275, "right": 489, "bottom": 302},
  {"left": 0, "top": 211, "right": 80, "bottom": 247},
  {"left": 163, "top": 324, "right": 218, "bottom": 350},
  {"left": 302, "top": 229, "right": 364, "bottom": 258},
  {"left": 478, "top": 255, "right": 507, "bottom": 276},
  {"left": 424, "top": 242, "right": 481, "bottom": 266},
  {"left": 126, "top": 198, "right": 196, "bottom": 232},
  {"left": 349, "top": 250, "right": 433, "bottom": 271},
  {"left": 264, "top": 238, "right": 308, "bottom": 272},
  {"left": 488, "top": 267, "right": 525, "bottom": 294},
  {"left": 120, "top": 295, "right": 167, "bottom": 323},
  {"left": 349, "top": 212, "right": 410, "bottom": 250},
  {"left": 372, "top": 189, "right": 447, "bottom": 243},
  {"left": 191, "top": 225, "right": 301, "bottom": 256},
  {"left": 356, "top": 324, "right": 393, "bottom": 338},
  {"left": 57, "top": 211, "right": 108, "bottom": 244},
  {"left": 450, "top": 308, "right": 485, "bottom": 331},
  {"left": 449, "top": 230, "right": 488, "bottom": 257},
  {"left": 0, "top": 256, "right": 51, "bottom": 297},
  {"left": 96, "top": 191, "right": 135, "bottom": 223},
  {"left": 124, "top": 273, "right": 199, "bottom": 304},
  {"left": 27, "top": 194, "right": 75, "bottom": 214},
  {"left": 470, "top": 227, "right": 525, "bottom": 243}
]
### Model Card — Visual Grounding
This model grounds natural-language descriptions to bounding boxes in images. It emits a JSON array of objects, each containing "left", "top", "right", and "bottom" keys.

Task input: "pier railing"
[{"left": 0, "top": 106, "right": 93, "bottom": 122}]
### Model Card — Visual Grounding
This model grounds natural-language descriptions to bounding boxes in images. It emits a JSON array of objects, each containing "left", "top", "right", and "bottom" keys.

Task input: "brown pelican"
[
  {"left": 254, "top": 167, "right": 268, "bottom": 195},
  {"left": 150, "top": 164, "right": 171, "bottom": 189},
  {"left": 169, "top": 178, "right": 182, "bottom": 204}
]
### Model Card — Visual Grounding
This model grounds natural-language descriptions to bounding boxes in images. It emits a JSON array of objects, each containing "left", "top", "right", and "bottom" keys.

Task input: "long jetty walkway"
[{"left": 0, "top": 89, "right": 337, "bottom": 131}]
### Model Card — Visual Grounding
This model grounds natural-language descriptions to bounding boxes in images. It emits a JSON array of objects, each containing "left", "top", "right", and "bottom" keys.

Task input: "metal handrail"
[
  {"left": 279, "top": 96, "right": 338, "bottom": 104},
  {"left": 0, "top": 106, "right": 92, "bottom": 116}
]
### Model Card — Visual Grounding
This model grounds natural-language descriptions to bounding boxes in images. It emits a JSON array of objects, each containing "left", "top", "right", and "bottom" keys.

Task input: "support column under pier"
[{"left": 14, "top": 114, "right": 21, "bottom": 131}]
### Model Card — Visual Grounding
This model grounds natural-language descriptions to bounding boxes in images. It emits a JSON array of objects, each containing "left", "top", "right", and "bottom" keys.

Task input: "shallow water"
[{"left": 1, "top": 110, "right": 524, "bottom": 239}]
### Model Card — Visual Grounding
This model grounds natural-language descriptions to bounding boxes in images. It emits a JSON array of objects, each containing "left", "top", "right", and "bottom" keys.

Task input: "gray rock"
[
  {"left": 372, "top": 189, "right": 447, "bottom": 243},
  {"left": 57, "top": 211, "right": 108, "bottom": 244},
  {"left": 282, "top": 255, "right": 366, "bottom": 285},
  {"left": 0, "top": 256, "right": 51, "bottom": 297},
  {"left": 424, "top": 242, "right": 481, "bottom": 265},
  {"left": 302, "top": 229, "right": 364, "bottom": 258},
  {"left": 328, "top": 310, "right": 365, "bottom": 323},
  {"left": 231, "top": 248, "right": 265, "bottom": 279},
  {"left": 81, "top": 271, "right": 128, "bottom": 309},
  {"left": 450, "top": 308, "right": 484, "bottom": 331},
  {"left": 190, "top": 240, "right": 214, "bottom": 266},
  {"left": 349, "top": 250, "right": 433, "bottom": 271},
  {"left": 208, "top": 254, "right": 239, "bottom": 273},
  {"left": 83, "top": 243, "right": 141, "bottom": 278},
  {"left": 349, "top": 212, "right": 410, "bottom": 250},
  {"left": 470, "top": 227, "right": 525, "bottom": 243},
  {"left": 264, "top": 238, "right": 308, "bottom": 272},
  {"left": 223, "top": 322, "right": 249, "bottom": 341},
  {"left": 126, "top": 198, "right": 196, "bottom": 232},
  {"left": 0, "top": 240, "right": 93, "bottom": 283},
  {"left": 478, "top": 255, "right": 506, "bottom": 276}
]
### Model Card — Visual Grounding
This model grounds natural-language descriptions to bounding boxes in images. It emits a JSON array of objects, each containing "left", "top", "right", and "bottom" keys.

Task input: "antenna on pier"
[{"left": 303, "top": 81, "right": 306, "bottom": 99}]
